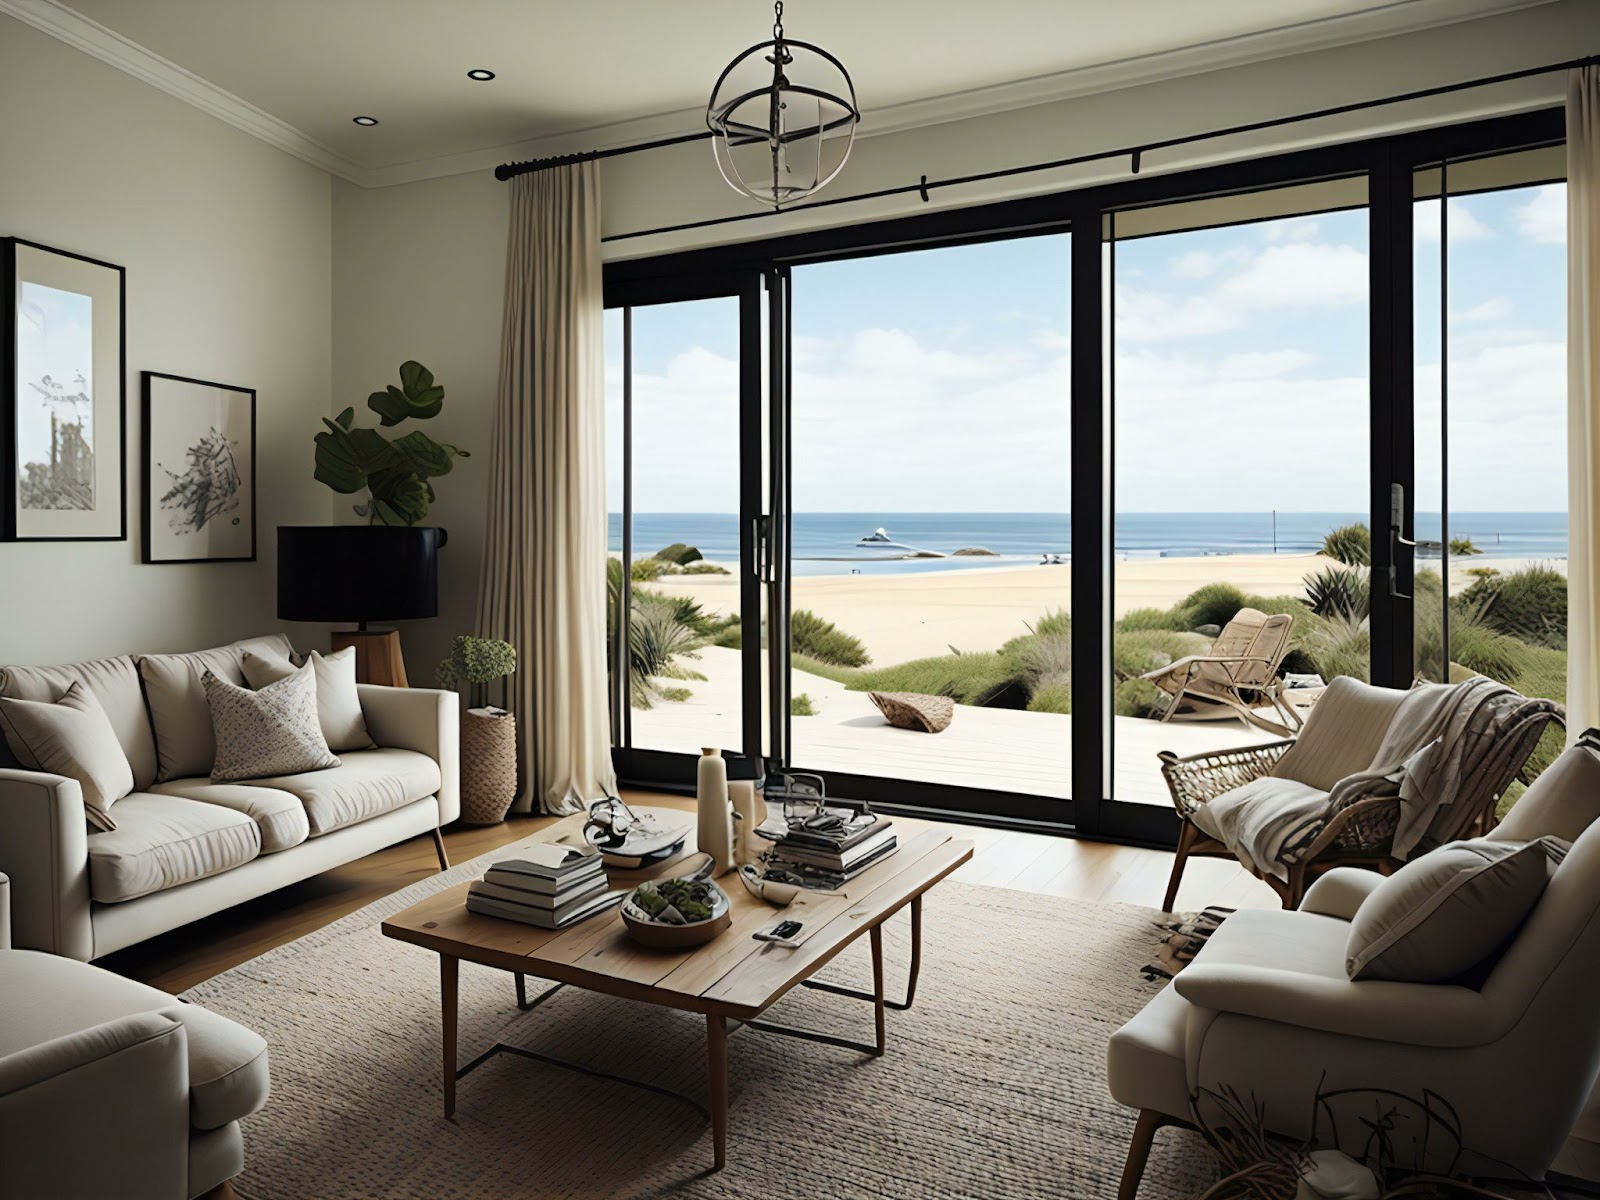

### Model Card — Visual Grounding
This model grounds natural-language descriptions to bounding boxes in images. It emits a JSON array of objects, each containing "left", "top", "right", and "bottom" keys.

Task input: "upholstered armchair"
[
  {"left": 1108, "top": 734, "right": 1600, "bottom": 1198},
  {"left": 0, "top": 872, "right": 269, "bottom": 1199}
]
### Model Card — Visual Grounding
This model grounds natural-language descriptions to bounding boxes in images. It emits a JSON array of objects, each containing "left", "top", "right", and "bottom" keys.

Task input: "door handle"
[{"left": 1387, "top": 482, "right": 1412, "bottom": 599}]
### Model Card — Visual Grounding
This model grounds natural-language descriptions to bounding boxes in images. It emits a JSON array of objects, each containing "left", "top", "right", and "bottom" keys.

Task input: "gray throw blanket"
[{"left": 1191, "top": 676, "right": 1538, "bottom": 880}]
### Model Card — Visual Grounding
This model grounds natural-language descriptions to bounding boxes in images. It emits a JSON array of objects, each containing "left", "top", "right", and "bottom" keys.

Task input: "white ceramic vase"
[{"left": 696, "top": 748, "right": 735, "bottom": 875}]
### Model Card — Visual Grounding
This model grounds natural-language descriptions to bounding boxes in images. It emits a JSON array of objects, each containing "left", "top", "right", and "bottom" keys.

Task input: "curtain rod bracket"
[{"left": 918, "top": 175, "right": 930, "bottom": 203}]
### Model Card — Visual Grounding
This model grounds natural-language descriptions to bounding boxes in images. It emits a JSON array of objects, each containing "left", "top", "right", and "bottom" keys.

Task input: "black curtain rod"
[{"left": 493, "top": 51, "right": 1597, "bottom": 242}]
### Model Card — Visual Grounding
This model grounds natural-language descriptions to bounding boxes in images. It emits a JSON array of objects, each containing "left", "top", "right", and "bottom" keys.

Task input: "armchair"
[
  {"left": 1108, "top": 732, "right": 1600, "bottom": 1198},
  {"left": 0, "top": 872, "right": 269, "bottom": 1199}
]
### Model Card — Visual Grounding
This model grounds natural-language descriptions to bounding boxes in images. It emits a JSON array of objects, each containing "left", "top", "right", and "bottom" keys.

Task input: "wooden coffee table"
[{"left": 381, "top": 809, "right": 972, "bottom": 1170}]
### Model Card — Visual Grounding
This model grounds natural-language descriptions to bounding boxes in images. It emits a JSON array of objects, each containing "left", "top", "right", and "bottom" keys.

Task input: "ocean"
[{"left": 610, "top": 512, "right": 1569, "bottom": 577}]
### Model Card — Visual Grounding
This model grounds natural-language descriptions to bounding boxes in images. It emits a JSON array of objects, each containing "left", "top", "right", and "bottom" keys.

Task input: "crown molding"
[
  {"left": 0, "top": 0, "right": 368, "bottom": 182},
  {"left": 3, "top": 0, "right": 1561, "bottom": 189}
]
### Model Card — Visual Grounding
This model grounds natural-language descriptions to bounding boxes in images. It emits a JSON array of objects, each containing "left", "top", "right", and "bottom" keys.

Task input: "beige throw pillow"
[
  {"left": 204, "top": 666, "right": 339, "bottom": 783},
  {"left": 242, "top": 646, "right": 374, "bottom": 753},
  {"left": 1345, "top": 837, "right": 1558, "bottom": 982},
  {"left": 0, "top": 681, "right": 134, "bottom": 831}
]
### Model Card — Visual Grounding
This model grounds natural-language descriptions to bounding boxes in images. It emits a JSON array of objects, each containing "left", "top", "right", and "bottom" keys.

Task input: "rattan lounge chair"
[
  {"left": 1138, "top": 607, "right": 1299, "bottom": 738},
  {"left": 1157, "top": 675, "right": 1564, "bottom": 910}
]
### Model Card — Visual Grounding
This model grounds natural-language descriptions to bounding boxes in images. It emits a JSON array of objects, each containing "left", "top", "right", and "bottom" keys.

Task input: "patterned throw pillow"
[{"left": 204, "top": 665, "right": 339, "bottom": 783}]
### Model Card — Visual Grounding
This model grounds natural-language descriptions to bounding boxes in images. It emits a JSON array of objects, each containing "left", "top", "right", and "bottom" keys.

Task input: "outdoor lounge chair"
[
  {"left": 1139, "top": 607, "right": 1299, "bottom": 737},
  {"left": 1157, "top": 674, "right": 1563, "bottom": 910}
]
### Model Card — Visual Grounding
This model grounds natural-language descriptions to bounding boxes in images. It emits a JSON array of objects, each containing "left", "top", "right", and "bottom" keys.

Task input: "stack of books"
[
  {"left": 768, "top": 807, "right": 897, "bottom": 887},
  {"left": 466, "top": 845, "right": 625, "bottom": 929}
]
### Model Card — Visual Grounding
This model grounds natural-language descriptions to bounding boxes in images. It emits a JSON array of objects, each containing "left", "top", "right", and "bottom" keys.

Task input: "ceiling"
[{"left": 8, "top": 0, "right": 1557, "bottom": 185}]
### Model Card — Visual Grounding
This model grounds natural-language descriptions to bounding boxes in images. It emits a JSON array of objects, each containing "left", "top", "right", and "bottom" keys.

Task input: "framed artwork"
[
  {"left": 141, "top": 372, "right": 256, "bottom": 564},
  {"left": 1, "top": 238, "right": 127, "bottom": 541}
]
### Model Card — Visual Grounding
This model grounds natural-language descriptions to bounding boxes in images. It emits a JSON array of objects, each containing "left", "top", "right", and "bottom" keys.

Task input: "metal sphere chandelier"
[{"left": 705, "top": 1, "right": 861, "bottom": 210}]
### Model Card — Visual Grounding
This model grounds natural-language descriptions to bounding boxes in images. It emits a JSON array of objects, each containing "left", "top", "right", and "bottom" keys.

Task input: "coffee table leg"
[
  {"left": 441, "top": 954, "right": 459, "bottom": 1119},
  {"left": 706, "top": 1014, "right": 728, "bottom": 1171},
  {"left": 870, "top": 924, "right": 886, "bottom": 1055}
]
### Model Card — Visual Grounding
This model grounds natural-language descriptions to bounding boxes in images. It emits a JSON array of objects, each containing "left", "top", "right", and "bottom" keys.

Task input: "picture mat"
[{"left": 146, "top": 374, "right": 253, "bottom": 561}]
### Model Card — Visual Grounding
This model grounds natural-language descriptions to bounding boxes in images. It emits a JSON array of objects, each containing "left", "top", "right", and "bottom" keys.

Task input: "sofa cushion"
[
  {"left": 242, "top": 646, "right": 374, "bottom": 753},
  {"left": 0, "top": 947, "right": 269, "bottom": 1130},
  {"left": 204, "top": 667, "right": 338, "bottom": 783},
  {"left": 247, "top": 748, "right": 441, "bottom": 836},
  {"left": 148, "top": 778, "right": 309, "bottom": 854},
  {"left": 0, "top": 654, "right": 158, "bottom": 790},
  {"left": 87, "top": 794, "right": 260, "bottom": 903},
  {"left": 0, "top": 681, "right": 134, "bottom": 831},
  {"left": 1345, "top": 837, "right": 1557, "bottom": 982},
  {"left": 138, "top": 635, "right": 296, "bottom": 782}
]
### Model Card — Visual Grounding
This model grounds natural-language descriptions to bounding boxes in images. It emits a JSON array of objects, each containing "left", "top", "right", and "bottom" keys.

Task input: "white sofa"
[
  {"left": 0, "top": 634, "right": 460, "bottom": 961},
  {"left": 0, "top": 872, "right": 269, "bottom": 1199},
  {"left": 1107, "top": 734, "right": 1600, "bottom": 1197}
]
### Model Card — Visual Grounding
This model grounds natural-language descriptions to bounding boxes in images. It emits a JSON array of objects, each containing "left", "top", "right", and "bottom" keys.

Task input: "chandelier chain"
[{"left": 772, "top": 0, "right": 784, "bottom": 42}]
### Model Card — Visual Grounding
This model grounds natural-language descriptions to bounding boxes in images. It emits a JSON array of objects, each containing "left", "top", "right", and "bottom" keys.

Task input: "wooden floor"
[{"left": 101, "top": 788, "right": 1278, "bottom": 994}]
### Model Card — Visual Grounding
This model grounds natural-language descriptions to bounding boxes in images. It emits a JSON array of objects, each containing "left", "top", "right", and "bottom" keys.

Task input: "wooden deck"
[{"left": 631, "top": 647, "right": 1272, "bottom": 806}]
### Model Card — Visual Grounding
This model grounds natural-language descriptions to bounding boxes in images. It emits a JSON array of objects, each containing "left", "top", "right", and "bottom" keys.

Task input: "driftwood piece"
[{"left": 869, "top": 691, "right": 954, "bottom": 734}]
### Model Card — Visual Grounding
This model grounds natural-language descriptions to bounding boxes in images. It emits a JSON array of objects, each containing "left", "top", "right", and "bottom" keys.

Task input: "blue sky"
[{"left": 606, "top": 182, "right": 1565, "bottom": 515}]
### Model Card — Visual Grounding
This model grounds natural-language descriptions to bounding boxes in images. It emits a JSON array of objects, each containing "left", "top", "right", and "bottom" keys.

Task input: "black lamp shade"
[{"left": 277, "top": 526, "right": 445, "bottom": 623}]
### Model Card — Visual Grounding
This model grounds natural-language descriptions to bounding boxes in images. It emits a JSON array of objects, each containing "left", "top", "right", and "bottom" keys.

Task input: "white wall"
[
  {"left": 331, "top": 0, "right": 1599, "bottom": 682},
  {"left": 0, "top": 14, "right": 332, "bottom": 666}
]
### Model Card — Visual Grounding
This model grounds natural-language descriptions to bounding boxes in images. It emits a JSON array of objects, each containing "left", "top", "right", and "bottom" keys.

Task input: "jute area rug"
[{"left": 184, "top": 840, "right": 1218, "bottom": 1199}]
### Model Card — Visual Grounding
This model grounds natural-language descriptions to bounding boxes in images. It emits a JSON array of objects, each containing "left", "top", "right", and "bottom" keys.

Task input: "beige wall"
[
  {"left": 330, "top": 0, "right": 1598, "bottom": 682},
  {"left": 0, "top": 14, "right": 333, "bottom": 666}
]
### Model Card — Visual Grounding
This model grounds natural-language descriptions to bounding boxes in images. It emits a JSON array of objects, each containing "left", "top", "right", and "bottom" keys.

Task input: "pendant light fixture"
[{"left": 705, "top": 1, "right": 861, "bottom": 210}]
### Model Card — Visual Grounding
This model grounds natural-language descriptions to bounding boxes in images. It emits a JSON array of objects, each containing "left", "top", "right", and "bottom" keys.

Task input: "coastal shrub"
[
  {"left": 679, "top": 561, "right": 729, "bottom": 575},
  {"left": 1002, "top": 630, "right": 1071, "bottom": 697},
  {"left": 790, "top": 693, "right": 816, "bottom": 717},
  {"left": 839, "top": 651, "right": 1018, "bottom": 707},
  {"left": 1321, "top": 523, "right": 1372, "bottom": 567},
  {"left": 653, "top": 543, "right": 703, "bottom": 565},
  {"left": 1113, "top": 630, "right": 1209, "bottom": 680},
  {"left": 605, "top": 559, "right": 711, "bottom": 709},
  {"left": 1179, "top": 582, "right": 1248, "bottom": 629},
  {"left": 1114, "top": 678, "right": 1169, "bottom": 719},
  {"left": 952, "top": 547, "right": 997, "bottom": 556},
  {"left": 1458, "top": 566, "right": 1567, "bottom": 649},
  {"left": 1117, "top": 606, "right": 1189, "bottom": 633},
  {"left": 1449, "top": 536, "right": 1483, "bottom": 557},
  {"left": 1028, "top": 683, "right": 1073, "bottom": 714},
  {"left": 1295, "top": 613, "right": 1370, "bottom": 683},
  {"left": 630, "top": 557, "right": 668, "bottom": 582},
  {"left": 658, "top": 686, "right": 693, "bottom": 703},
  {"left": 790, "top": 609, "right": 871, "bottom": 667},
  {"left": 1030, "top": 609, "right": 1072, "bottom": 638},
  {"left": 708, "top": 613, "right": 742, "bottom": 649},
  {"left": 1303, "top": 566, "right": 1370, "bottom": 620}
]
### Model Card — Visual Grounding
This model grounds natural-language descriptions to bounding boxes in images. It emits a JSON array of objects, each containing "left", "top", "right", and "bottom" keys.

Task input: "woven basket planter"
[
  {"left": 460, "top": 707, "right": 517, "bottom": 825},
  {"left": 869, "top": 691, "right": 954, "bottom": 734}
]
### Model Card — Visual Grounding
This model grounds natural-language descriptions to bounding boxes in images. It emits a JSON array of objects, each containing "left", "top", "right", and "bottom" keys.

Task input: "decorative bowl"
[{"left": 621, "top": 875, "right": 732, "bottom": 949}]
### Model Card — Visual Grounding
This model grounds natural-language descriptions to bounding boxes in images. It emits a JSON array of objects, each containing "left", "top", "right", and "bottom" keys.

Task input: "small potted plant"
[{"left": 436, "top": 636, "right": 518, "bottom": 825}]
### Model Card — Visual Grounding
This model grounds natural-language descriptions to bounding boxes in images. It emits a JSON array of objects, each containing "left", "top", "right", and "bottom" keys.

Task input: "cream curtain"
[
  {"left": 1568, "top": 66, "right": 1600, "bottom": 742},
  {"left": 478, "top": 162, "right": 618, "bottom": 814}
]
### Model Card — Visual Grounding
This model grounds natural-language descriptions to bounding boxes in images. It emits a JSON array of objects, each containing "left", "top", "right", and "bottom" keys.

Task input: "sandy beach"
[{"left": 643, "top": 552, "right": 1563, "bottom": 665}]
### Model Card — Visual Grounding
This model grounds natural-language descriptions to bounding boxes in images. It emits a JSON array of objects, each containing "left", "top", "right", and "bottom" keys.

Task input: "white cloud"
[
  {"left": 1264, "top": 218, "right": 1321, "bottom": 243},
  {"left": 1414, "top": 198, "right": 1494, "bottom": 242},
  {"left": 1217, "top": 349, "right": 1315, "bottom": 379},
  {"left": 1515, "top": 184, "right": 1565, "bottom": 245},
  {"left": 1454, "top": 297, "right": 1511, "bottom": 323},
  {"left": 1172, "top": 250, "right": 1223, "bottom": 280}
]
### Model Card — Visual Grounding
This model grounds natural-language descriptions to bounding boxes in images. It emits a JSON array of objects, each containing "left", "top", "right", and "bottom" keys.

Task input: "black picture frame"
[
  {"left": 141, "top": 371, "right": 257, "bottom": 564},
  {"left": 1, "top": 237, "right": 128, "bottom": 542}
]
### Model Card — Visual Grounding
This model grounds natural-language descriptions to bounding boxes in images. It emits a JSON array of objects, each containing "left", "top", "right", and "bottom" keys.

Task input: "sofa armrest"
[
  {"left": 357, "top": 685, "right": 460, "bottom": 826},
  {"left": 1300, "top": 867, "right": 1386, "bottom": 922},
  {"left": 0, "top": 770, "right": 93, "bottom": 959},
  {"left": 1174, "top": 962, "right": 1495, "bottom": 1048},
  {"left": 0, "top": 1011, "right": 189, "bottom": 1200}
]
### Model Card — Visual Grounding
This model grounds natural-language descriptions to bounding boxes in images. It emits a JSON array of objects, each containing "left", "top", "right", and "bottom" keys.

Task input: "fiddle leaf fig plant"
[{"left": 314, "top": 360, "right": 468, "bottom": 526}]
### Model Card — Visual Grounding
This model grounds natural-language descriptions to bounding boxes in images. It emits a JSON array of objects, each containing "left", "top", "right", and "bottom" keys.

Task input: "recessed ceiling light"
[
  {"left": 352, "top": 115, "right": 379, "bottom": 126},
  {"left": 467, "top": 69, "right": 496, "bottom": 81}
]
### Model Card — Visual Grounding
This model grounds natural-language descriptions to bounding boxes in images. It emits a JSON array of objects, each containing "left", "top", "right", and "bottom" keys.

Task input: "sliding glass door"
[{"left": 603, "top": 107, "right": 1565, "bottom": 842}]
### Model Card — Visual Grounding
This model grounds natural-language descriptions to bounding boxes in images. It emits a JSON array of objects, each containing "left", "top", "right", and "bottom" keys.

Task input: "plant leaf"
[
  {"left": 398, "top": 360, "right": 434, "bottom": 395},
  {"left": 314, "top": 423, "right": 395, "bottom": 494},
  {"left": 390, "top": 429, "right": 465, "bottom": 478},
  {"left": 369, "top": 362, "right": 445, "bottom": 425},
  {"left": 335, "top": 406, "right": 355, "bottom": 429},
  {"left": 367, "top": 467, "right": 430, "bottom": 526}
]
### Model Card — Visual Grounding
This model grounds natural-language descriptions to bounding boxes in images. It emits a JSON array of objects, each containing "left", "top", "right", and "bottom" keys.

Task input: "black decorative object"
[
  {"left": 2, "top": 238, "right": 126, "bottom": 542},
  {"left": 142, "top": 372, "right": 255, "bottom": 564}
]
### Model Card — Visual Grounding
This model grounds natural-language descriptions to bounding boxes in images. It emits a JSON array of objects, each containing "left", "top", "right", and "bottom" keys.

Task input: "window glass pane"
[{"left": 1111, "top": 190, "right": 1370, "bottom": 803}]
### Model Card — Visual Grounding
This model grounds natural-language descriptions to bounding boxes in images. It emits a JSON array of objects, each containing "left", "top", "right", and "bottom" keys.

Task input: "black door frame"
[{"left": 604, "top": 106, "right": 1565, "bottom": 846}]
